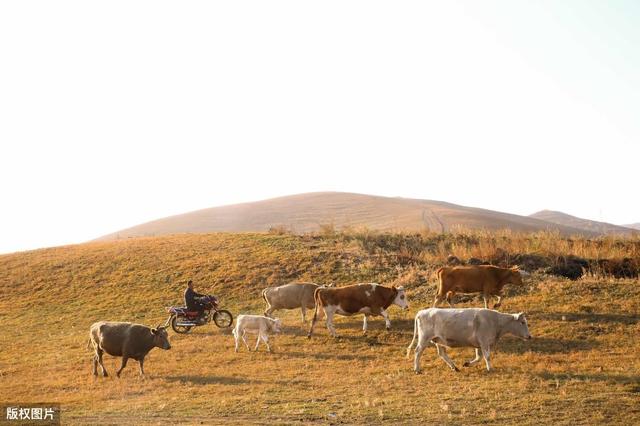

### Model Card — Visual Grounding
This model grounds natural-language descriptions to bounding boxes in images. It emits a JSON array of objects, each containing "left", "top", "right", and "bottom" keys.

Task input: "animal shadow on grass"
[
  {"left": 165, "top": 375, "right": 261, "bottom": 385},
  {"left": 391, "top": 318, "right": 416, "bottom": 332},
  {"left": 535, "top": 311, "right": 639, "bottom": 325},
  {"left": 278, "top": 351, "right": 376, "bottom": 361},
  {"left": 498, "top": 336, "right": 598, "bottom": 355},
  {"left": 536, "top": 371, "right": 640, "bottom": 388},
  {"left": 333, "top": 318, "right": 415, "bottom": 333}
]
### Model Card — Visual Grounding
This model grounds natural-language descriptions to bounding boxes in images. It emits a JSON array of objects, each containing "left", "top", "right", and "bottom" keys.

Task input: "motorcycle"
[{"left": 165, "top": 295, "right": 233, "bottom": 334}]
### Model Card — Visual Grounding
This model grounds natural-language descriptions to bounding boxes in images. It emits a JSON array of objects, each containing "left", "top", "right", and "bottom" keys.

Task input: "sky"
[{"left": 1, "top": 1, "right": 638, "bottom": 254}]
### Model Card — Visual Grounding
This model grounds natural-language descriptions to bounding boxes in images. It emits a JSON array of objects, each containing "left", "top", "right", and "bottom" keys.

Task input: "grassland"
[{"left": 0, "top": 231, "right": 639, "bottom": 425}]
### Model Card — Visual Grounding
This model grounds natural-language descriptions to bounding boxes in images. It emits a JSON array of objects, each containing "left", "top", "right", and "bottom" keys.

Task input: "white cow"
[
  {"left": 406, "top": 308, "right": 531, "bottom": 373},
  {"left": 232, "top": 314, "right": 282, "bottom": 353},
  {"left": 262, "top": 282, "right": 333, "bottom": 323}
]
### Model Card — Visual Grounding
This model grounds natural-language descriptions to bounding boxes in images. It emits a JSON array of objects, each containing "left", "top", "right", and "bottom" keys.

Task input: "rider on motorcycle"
[{"left": 184, "top": 280, "right": 207, "bottom": 321}]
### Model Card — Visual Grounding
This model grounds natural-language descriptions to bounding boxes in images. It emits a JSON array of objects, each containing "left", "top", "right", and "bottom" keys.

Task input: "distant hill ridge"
[
  {"left": 95, "top": 192, "right": 626, "bottom": 241},
  {"left": 529, "top": 210, "right": 637, "bottom": 236}
]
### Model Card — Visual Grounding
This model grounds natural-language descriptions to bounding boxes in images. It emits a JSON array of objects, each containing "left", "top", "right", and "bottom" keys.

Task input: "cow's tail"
[
  {"left": 435, "top": 267, "right": 445, "bottom": 295},
  {"left": 307, "top": 287, "right": 322, "bottom": 339},
  {"left": 86, "top": 336, "right": 93, "bottom": 351},
  {"left": 261, "top": 288, "right": 270, "bottom": 316},
  {"left": 406, "top": 314, "right": 419, "bottom": 359},
  {"left": 432, "top": 267, "right": 447, "bottom": 307}
]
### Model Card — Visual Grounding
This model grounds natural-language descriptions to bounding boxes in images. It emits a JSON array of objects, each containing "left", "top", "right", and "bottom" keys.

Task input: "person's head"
[{"left": 187, "top": 280, "right": 193, "bottom": 289}]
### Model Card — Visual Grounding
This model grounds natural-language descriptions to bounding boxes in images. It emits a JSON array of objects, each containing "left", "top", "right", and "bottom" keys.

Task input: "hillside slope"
[
  {"left": 530, "top": 210, "right": 637, "bottom": 236},
  {"left": 625, "top": 223, "right": 640, "bottom": 231},
  {"left": 0, "top": 233, "right": 638, "bottom": 424},
  {"left": 96, "top": 192, "right": 593, "bottom": 241}
]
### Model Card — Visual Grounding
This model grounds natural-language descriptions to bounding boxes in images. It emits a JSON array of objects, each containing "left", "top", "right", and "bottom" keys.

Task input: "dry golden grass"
[{"left": 0, "top": 232, "right": 639, "bottom": 425}]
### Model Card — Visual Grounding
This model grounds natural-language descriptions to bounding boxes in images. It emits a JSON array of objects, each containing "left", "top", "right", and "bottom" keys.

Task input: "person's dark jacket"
[{"left": 184, "top": 287, "right": 205, "bottom": 311}]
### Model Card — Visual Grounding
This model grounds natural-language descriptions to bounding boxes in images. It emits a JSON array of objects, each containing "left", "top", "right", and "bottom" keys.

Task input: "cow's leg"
[
  {"left": 325, "top": 306, "right": 337, "bottom": 337},
  {"left": 261, "top": 333, "right": 272, "bottom": 352},
  {"left": 436, "top": 344, "right": 460, "bottom": 372},
  {"left": 307, "top": 305, "right": 325, "bottom": 338},
  {"left": 381, "top": 309, "right": 391, "bottom": 330},
  {"left": 463, "top": 348, "right": 482, "bottom": 367},
  {"left": 482, "top": 294, "right": 489, "bottom": 309},
  {"left": 254, "top": 333, "right": 262, "bottom": 351},
  {"left": 233, "top": 328, "right": 240, "bottom": 352},
  {"left": 92, "top": 353, "right": 99, "bottom": 376},
  {"left": 264, "top": 306, "right": 275, "bottom": 318},
  {"left": 481, "top": 346, "right": 492, "bottom": 372},
  {"left": 445, "top": 291, "right": 455, "bottom": 307},
  {"left": 300, "top": 306, "right": 307, "bottom": 323},
  {"left": 241, "top": 330, "right": 251, "bottom": 351},
  {"left": 493, "top": 295, "right": 502, "bottom": 309},
  {"left": 413, "top": 335, "right": 430, "bottom": 374},
  {"left": 432, "top": 294, "right": 443, "bottom": 307},
  {"left": 116, "top": 356, "right": 129, "bottom": 377},
  {"left": 97, "top": 349, "right": 108, "bottom": 377},
  {"left": 138, "top": 357, "right": 145, "bottom": 376},
  {"left": 362, "top": 315, "right": 368, "bottom": 334}
]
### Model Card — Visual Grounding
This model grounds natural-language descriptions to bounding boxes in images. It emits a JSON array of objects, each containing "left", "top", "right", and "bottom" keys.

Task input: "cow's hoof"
[
  {"left": 453, "top": 366, "right": 460, "bottom": 372},
  {"left": 463, "top": 362, "right": 470, "bottom": 367},
  {"left": 385, "top": 327, "right": 391, "bottom": 331},
  {"left": 306, "top": 334, "right": 311, "bottom": 339}
]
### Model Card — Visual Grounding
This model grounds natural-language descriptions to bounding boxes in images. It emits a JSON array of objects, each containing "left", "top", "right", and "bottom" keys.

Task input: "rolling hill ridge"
[
  {"left": 96, "top": 192, "right": 606, "bottom": 241},
  {"left": 530, "top": 210, "right": 637, "bottom": 236}
]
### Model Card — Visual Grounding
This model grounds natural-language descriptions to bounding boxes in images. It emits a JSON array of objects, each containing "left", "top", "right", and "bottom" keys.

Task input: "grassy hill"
[
  {"left": 530, "top": 210, "right": 637, "bottom": 236},
  {"left": 96, "top": 192, "right": 596, "bottom": 241},
  {"left": 1, "top": 231, "right": 639, "bottom": 424}
]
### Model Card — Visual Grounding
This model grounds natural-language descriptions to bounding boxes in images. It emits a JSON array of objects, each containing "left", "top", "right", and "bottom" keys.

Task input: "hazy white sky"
[{"left": 1, "top": 1, "right": 638, "bottom": 254}]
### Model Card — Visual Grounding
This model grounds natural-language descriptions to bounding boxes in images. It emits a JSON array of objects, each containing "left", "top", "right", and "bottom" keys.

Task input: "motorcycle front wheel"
[
  {"left": 213, "top": 310, "right": 233, "bottom": 328},
  {"left": 170, "top": 314, "right": 194, "bottom": 334}
]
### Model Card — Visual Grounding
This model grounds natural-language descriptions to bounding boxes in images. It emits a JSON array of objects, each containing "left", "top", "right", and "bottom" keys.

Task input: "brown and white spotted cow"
[{"left": 307, "top": 283, "right": 409, "bottom": 338}]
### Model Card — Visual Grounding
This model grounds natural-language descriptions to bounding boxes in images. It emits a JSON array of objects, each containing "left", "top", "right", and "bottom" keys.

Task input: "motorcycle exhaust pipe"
[{"left": 175, "top": 321, "right": 197, "bottom": 327}]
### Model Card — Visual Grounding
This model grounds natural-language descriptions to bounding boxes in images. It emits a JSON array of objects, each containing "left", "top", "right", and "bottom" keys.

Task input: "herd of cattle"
[{"left": 88, "top": 264, "right": 531, "bottom": 376}]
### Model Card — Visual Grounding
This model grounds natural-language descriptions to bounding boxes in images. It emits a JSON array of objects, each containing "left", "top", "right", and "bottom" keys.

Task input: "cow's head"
[
  {"left": 507, "top": 312, "right": 532, "bottom": 340},
  {"left": 270, "top": 318, "right": 283, "bottom": 334},
  {"left": 509, "top": 266, "right": 524, "bottom": 285},
  {"left": 392, "top": 286, "right": 409, "bottom": 310},
  {"left": 151, "top": 325, "right": 171, "bottom": 350}
]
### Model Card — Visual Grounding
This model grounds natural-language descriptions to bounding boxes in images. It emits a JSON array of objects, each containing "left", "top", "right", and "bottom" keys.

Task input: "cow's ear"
[
  {"left": 151, "top": 328, "right": 157, "bottom": 334},
  {"left": 515, "top": 313, "right": 525, "bottom": 321}
]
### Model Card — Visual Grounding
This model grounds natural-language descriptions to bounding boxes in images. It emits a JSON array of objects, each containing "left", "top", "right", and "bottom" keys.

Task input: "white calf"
[{"left": 232, "top": 314, "right": 282, "bottom": 353}]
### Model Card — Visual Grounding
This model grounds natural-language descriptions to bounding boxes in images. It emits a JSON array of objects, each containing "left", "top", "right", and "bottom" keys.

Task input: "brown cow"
[
  {"left": 432, "top": 265, "right": 523, "bottom": 309},
  {"left": 89, "top": 321, "right": 171, "bottom": 377},
  {"left": 307, "top": 283, "right": 409, "bottom": 338}
]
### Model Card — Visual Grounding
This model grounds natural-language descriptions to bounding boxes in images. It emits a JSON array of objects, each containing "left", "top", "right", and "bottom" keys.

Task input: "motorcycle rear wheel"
[
  {"left": 213, "top": 310, "right": 233, "bottom": 328},
  {"left": 170, "top": 315, "right": 194, "bottom": 334}
]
